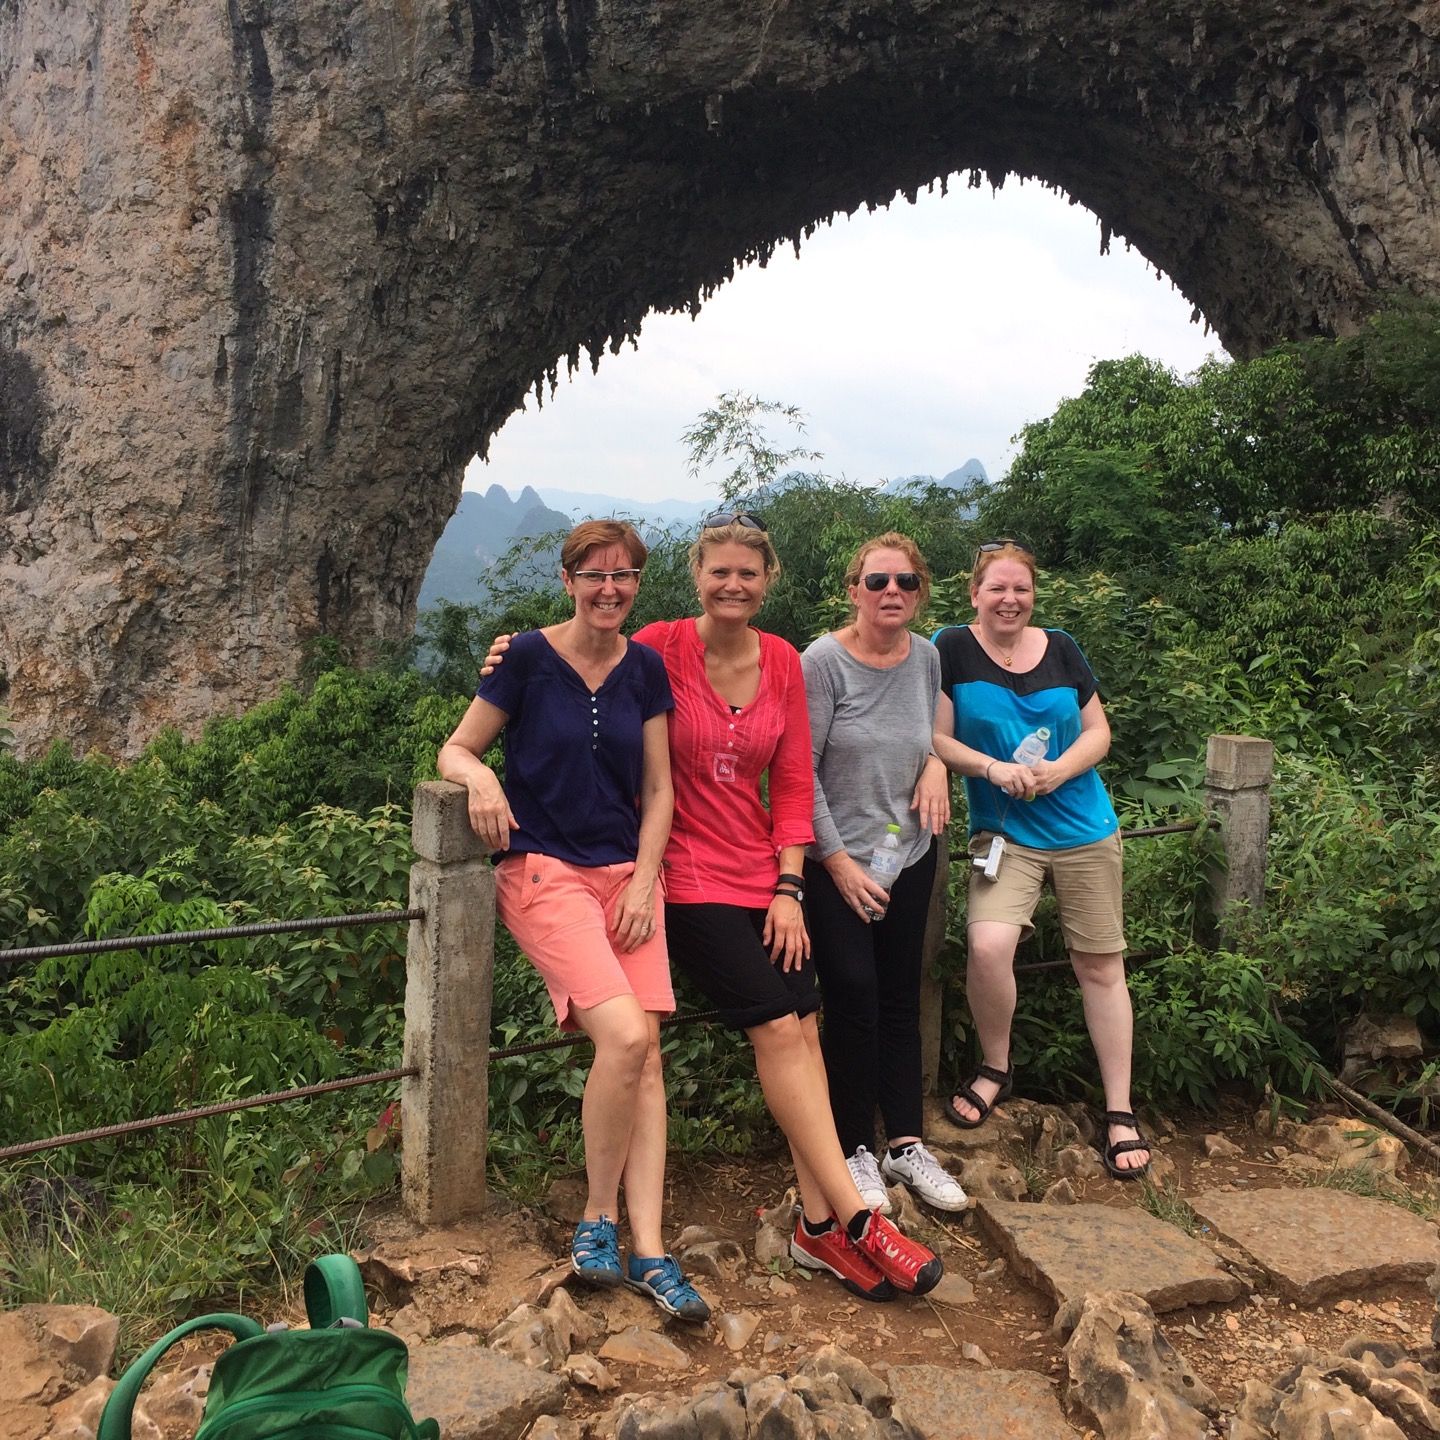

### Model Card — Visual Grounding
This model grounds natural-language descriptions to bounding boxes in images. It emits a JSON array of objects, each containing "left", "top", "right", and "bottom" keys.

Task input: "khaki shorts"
[{"left": 965, "top": 831, "right": 1126, "bottom": 954}]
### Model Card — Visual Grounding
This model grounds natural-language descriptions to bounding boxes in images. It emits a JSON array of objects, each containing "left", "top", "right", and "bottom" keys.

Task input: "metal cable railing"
[
  {"left": 1, "top": 818, "right": 1204, "bottom": 1160},
  {"left": 0, "top": 1006, "right": 732, "bottom": 1160},
  {"left": 1118, "top": 820, "right": 1202, "bottom": 839},
  {"left": 0, "top": 909, "right": 424, "bottom": 966}
]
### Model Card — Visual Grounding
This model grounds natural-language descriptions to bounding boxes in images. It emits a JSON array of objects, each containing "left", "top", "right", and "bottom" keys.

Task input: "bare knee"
[
  {"left": 637, "top": 1028, "right": 664, "bottom": 1086},
  {"left": 968, "top": 926, "right": 1019, "bottom": 972},
  {"left": 749, "top": 1012, "right": 805, "bottom": 1058},
  {"left": 1070, "top": 950, "right": 1126, "bottom": 989},
  {"left": 595, "top": 1018, "right": 651, "bottom": 1079}
]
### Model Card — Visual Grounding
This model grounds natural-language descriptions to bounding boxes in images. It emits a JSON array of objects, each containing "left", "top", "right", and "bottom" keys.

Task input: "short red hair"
[{"left": 560, "top": 519, "right": 648, "bottom": 574}]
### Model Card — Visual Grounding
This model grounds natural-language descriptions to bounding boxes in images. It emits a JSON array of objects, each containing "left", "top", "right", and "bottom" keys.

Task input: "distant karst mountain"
[
  {"left": 418, "top": 464, "right": 989, "bottom": 609},
  {"left": 417, "top": 484, "right": 573, "bottom": 609},
  {"left": 881, "top": 458, "right": 990, "bottom": 492}
]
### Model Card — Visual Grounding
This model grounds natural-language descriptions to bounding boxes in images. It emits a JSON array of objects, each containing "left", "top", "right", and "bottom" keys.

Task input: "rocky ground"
[{"left": 8, "top": 1096, "right": 1440, "bottom": 1439}]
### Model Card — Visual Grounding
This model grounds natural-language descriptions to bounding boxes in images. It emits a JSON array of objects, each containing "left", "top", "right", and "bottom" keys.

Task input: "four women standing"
[{"left": 448, "top": 518, "right": 1150, "bottom": 1319}]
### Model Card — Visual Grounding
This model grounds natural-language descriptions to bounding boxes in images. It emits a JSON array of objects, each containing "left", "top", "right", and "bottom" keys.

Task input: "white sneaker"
[
  {"left": 845, "top": 1146, "right": 893, "bottom": 1215},
  {"left": 882, "top": 1142, "right": 969, "bottom": 1212}
]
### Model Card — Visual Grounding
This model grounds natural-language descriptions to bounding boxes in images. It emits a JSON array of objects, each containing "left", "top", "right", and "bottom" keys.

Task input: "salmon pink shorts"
[{"left": 494, "top": 852, "right": 674, "bottom": 1031}]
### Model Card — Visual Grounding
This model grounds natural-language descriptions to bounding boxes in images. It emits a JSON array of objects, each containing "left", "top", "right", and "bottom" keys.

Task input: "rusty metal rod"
[
  {"left": 0, "top": 1067, "right": 418, "bottom": 1161},
  {"left": 0, "top": 1008, "right": 733, "bottom": 1160},
  {"left": 1, "top": 909, "right": 423, "bottom": 966}
]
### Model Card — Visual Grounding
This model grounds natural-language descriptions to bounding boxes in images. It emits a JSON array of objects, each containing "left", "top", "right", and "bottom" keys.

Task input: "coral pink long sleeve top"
[{"left": 633, "top": 618, "right": 815, "bottom": 908}]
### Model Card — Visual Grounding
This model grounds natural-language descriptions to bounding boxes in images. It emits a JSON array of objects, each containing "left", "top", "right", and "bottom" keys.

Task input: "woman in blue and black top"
[{"left": 931, "top": 540, "right": 1152, "bottom": 1180}]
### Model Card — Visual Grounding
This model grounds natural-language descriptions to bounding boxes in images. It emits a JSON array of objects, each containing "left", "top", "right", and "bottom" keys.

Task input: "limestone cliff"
[{"left": 1, "top": 0, "right": 1437, "bottom": 754}]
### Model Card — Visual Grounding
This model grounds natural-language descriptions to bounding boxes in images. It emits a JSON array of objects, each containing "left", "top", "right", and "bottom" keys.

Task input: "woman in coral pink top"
[{"left": 488, "top": 513, "right": 943, "bottom": 1302}]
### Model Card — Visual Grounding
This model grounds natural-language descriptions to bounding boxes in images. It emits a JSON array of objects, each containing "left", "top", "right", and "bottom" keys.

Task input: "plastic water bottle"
[
  {"left": 867, "top": 823, "right": 904, "bottom": 888},
  {"left": 1012, "top": 727, "right": 1050, "bottom": 766}
]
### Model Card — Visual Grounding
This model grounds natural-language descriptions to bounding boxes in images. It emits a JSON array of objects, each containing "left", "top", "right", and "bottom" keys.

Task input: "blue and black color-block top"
[
  {"left": 933, "top": 624, "right": 1118, "bottom": 851},
  {"left": 475, "top": 630, "right": 674, "bottom": 866}
]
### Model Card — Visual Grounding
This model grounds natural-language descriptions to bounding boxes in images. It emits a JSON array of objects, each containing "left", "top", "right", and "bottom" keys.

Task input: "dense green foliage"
[{"left": 6, "top": 306, "right": 1440, "bottom": 1331}]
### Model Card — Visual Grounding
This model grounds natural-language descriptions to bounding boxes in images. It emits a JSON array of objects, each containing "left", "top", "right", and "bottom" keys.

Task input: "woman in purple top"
[{"left": 438, "top": 519, "right": 708, "bottom": 1322}]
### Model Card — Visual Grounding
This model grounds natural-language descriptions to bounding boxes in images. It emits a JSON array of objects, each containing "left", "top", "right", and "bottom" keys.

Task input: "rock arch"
[{"left": 2, "top": 0, "right": 1437, "bottom": 753}]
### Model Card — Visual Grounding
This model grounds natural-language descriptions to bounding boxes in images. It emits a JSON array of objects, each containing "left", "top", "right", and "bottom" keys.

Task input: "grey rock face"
[
  {"left": 3, "top": 1, "right": 1439, "bottom": 752},
  {"left": 888, "top": 1364, "right": 1076, "bottom": 1440},
  {"left": 974, "top": 1199, "right": 1246, "bottom": 1316},
  {"left": 487, "top": 1286, "right": 600, "bottom": 1372},
  {"left": 956, "top": 1155, "right": 1027, "bottom": 1204},
  {"left": 608, "top": 1347, "right": 916, "bottom": 1440},
  {"left": 1189, "top": 1187, "right": 1440, "bottom": 1304},
  {"left": 1059, "top": 1290, "right": 1216, "bottom": 1439},
  {"left": 406, "top": 1344, "right": 566, "bottom": 1440},
  {"left": 1231, "top": 1368, "right": 1407, "bottom": 1440},
  {"left": 598, "top": 1326, "right": 692, "bottom": 1372}
]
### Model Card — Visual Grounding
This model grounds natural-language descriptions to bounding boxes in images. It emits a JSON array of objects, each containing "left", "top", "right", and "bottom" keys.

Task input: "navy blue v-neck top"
[{"left": 475, "top": 630, "right": 673, "bottom": 865}]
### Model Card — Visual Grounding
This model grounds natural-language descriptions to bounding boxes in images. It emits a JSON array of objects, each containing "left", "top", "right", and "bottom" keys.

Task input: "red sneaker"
[
  {"left": 790, "top": 1220, "right": 896, "bottom": 1301},
  {"left": 852, "top": 1212, "right": 943, "bottom": 1294}
]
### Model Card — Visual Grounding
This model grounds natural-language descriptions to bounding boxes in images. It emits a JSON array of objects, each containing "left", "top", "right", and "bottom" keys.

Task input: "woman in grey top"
[{"left": 802, "top": 532, "right": 967, "bottom": 1215}]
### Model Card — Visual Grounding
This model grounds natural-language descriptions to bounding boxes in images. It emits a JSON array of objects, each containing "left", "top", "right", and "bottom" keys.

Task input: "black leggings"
[{"left": 804, "top": 841, "right": 938, "bottom": 1156}]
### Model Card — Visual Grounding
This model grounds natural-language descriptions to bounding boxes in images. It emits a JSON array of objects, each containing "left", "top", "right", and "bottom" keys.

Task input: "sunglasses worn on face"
[
  {"left": 571, "top": 568, "right": 642, "bottom": 586},
  {"left": 702, "top": 510, "right": 767, "bottom": 532},
  {"left": 861, "top": 571, "right": 922, "bottom": 592}
]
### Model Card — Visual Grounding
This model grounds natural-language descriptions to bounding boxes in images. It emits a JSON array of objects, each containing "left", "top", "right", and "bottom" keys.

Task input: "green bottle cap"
[{"left": 885, "top": 823, "right": 901, "bottom": 833}]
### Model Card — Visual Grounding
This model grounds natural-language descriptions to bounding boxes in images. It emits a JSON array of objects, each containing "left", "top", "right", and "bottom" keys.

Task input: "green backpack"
[{"left": 98, "top": 1254, "right": 440, "bottom": 1440}]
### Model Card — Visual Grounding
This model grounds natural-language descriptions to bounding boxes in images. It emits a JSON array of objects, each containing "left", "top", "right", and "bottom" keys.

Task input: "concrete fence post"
[
  {"left": 919, "top": 832, "right": 950, "bottom": 1095},
  {"left": 403, "top": 780, "right": 493, "bottom": 1224},
  {"left": 1203, "top": 734, "right": 1275, "bottom": 943}
]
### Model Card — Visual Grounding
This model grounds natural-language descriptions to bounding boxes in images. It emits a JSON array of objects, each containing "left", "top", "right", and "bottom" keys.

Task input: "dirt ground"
[{"left": 360, "top": 1096, "right": 1438, "bottom": 1434}]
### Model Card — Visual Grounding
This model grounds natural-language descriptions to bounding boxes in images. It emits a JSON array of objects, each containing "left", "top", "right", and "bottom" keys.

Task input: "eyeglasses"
[
  {"left": 701, "top": 510, "right": 767, "bottom": 532},
  {"left": 861, "top": 571, "right": 922, "bottom": 592},
  {"left": 570, "top": 568, "right": 643, "bottom": 587},
  {"left": 975, "top": 538, "right": 1034, "bottom": 558}
]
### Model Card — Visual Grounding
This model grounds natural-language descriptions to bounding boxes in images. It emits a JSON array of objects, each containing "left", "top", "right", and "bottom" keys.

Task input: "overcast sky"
[{"left": 465, "top": 178, "right": 1228, "bottom": 504}]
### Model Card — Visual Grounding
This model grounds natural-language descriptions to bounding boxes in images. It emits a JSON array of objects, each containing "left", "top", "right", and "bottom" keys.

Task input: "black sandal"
[
  {"left": 1101, "top": 1110, "right": 1152, "bottom": 1181},
  {"left": 944, "top": 1062, "right": 1014, "bottom": 1130}
]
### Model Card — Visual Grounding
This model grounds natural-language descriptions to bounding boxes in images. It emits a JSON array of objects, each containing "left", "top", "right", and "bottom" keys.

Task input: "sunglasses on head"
[
  {"left": 975, "top": 538, "right": 1034, "bottom": 558},
  {"left": 702, "top": 510, "right": 767, "bottom": 532},
  {"left": 861, "top": 571, "right": 922, "bottom": 592}
]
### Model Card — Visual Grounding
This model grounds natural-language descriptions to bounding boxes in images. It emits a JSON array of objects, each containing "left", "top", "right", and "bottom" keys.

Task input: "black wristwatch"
[{"left": 774, "top": 887, "right": 804, "bottom": 904}]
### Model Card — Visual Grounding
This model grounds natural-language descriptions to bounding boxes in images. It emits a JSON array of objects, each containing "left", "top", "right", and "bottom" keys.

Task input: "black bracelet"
[
  {"left": 776, "top": 872, "right": 805, "bottom": 889},
  {"left": 773, "top": 888, "right": 802, "bottom": 901}
]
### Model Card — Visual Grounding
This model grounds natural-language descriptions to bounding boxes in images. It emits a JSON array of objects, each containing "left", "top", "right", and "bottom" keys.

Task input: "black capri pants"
[
  {"left": 804, "top": 840, "right": 937, "bottom": 1156},
  {"left": 664, "top": 902, "right": 822, "bottom": 1031}
]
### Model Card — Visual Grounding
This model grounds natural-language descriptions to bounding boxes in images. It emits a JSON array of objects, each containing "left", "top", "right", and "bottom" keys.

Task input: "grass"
[
  {"left": 0, "top": 1173, "right": 367, "bottom": 1365},
  {"left": 1136, "top": 1176, "right": 1200, "bottom": 1235},
  {"left": 1301, "top": 1160, "right": 1440, "bottom": 1221},
  {"left": 1015, "top": 1151, "right": 1050, "bottom": 1200}
]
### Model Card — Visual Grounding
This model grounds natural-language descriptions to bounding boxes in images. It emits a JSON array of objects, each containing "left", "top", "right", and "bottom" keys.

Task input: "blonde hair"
[
  {"left": 688, "top": 522, "right": 781, "bottom": 582},
  {"left": 970, "top": 541, "right": 1036, "bottom": 593},
  {"left": 844, "top": 531, "right": 932, "bottom": 616}
]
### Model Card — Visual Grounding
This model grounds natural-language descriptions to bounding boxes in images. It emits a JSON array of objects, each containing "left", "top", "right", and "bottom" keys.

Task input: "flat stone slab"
[
  {"left": 889, "top": 1364, "right": 1078, "bottom": 1439},
  {"left": 408, "top": 1344, "right": 565, "bottom": 1440},
  {"left": 973, "top": 1200, "right": 1246, "bottom": 1316},
  {"left": 1190, "top": 1187, "right": 1440, "bottom": 1304}
]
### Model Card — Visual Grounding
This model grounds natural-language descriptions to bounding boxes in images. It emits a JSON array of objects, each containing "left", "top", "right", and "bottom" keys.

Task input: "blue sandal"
[
  {"left": 625, "top": 1254, "right": 710, "bottom": 1322},
  {"left": 571, "top": 1216, "right": 623, "bottom": 1287}
]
